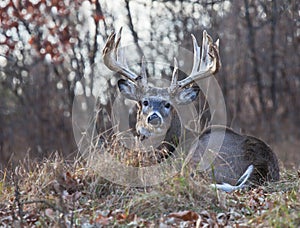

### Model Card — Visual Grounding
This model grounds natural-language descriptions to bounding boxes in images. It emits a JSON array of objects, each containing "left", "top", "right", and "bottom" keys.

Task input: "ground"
[{"left": 0, "top": 152, "right": 299, "bottom": 227}]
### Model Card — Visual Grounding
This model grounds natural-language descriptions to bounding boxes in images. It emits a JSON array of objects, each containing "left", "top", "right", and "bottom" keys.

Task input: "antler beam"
[
  {"left": 103, "top": 29, "right": 220, "bottom": 92},
  {"left": 170, "top": 30, "right": 221, "bottom": 92},
  {"left": 102, "top": 28, "right": 139, "bottom": 81}
]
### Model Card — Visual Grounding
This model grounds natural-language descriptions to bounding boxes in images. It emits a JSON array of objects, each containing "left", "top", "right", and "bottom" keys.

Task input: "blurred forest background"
[{"left": 0, "top": 0, "right": 299, "bottom": 169}]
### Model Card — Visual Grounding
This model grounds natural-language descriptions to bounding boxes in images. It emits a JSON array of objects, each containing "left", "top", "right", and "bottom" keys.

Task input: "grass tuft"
[{"left": 0, "top": 142, "right": 299, "bottom": 226}]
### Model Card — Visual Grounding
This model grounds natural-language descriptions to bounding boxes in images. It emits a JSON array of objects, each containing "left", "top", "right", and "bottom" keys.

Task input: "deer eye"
[
  {"left": 143, "top": 100, "right": 149, "bottom": 106},
  {"left": 164, "top": 103, "right": 171, "bottom": 109}
]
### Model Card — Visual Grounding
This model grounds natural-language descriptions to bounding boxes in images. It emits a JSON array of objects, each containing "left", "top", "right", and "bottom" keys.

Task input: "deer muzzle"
[{"left": 147, "top": 112, "right": 162, "bottom": 127}]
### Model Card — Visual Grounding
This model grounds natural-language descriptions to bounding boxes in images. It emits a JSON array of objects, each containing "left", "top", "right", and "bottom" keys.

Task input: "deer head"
[{"left": 102, "top": 28, "right": 220, "bottom": 143}]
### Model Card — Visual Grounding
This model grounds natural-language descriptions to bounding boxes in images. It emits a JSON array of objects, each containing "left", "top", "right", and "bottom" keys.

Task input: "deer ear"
[
  {"left": 118, "top": 79, "right": 139, "bottom": 101},
  {"left": 175, "top": 86, "right": 200, "bottom": 105}
]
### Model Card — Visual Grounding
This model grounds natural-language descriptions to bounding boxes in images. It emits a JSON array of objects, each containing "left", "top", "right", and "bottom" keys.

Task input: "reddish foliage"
[
  {"left": 168, "top": 210, "right": 199, "bottom": 221},
  {"left": 94, "top": 13, "right": 105, "bottom": 22},
  {"left": 0, "top": 0, "right": 83, "bottom": 63},
  {"left": 94, "top": 214, "right": 111, "bottom": 226}
]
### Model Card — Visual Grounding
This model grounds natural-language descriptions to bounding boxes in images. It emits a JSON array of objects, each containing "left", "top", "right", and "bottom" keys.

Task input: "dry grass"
[{"left": 0, "top": 144, "right": 299, "bottom": 227}]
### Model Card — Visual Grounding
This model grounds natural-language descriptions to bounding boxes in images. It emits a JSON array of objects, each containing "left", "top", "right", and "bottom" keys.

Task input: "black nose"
[{"left": 147, "top": 113, "right": 161, "bottom": 126}]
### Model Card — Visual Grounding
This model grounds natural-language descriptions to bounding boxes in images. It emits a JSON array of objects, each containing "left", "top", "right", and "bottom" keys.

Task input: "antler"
[
  {"left": 102, "top": 28, "right": 139, "bottom": 81},
  {"left": 170, "top": 30, "right": 221, "bottom": 92},
  {"left": 103, "top": 29, "right": 220, "bottom": 92}
]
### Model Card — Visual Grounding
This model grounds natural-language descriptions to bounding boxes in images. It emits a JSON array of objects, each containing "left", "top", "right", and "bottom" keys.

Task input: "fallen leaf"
[
  {"left": 216, "top": 212, "right": 228, "bottom": 226},
  {"left": 45, "top": 208, "right": 55, "bottom": 220},
  {"left": 94, "top": 214, "right": 111, "bottom": 226},
  {"left": 168, "top": 210, "right": 199, "bottom": 221}
]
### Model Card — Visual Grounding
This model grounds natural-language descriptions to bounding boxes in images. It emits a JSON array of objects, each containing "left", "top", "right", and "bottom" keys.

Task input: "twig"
[{"left": 13, "top": 173, "right": 23, "bottom": 227}]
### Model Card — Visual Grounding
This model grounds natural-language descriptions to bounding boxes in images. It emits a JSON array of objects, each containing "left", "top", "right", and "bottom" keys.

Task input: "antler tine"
[
  {"left": 168, "top": 57, "right": 179, "bottom": 93},
  {"left": 191, "top": 34, "right": 201, "bottom": 76},
  {"left": 102, "top": 27, "right": 138, "bottom": 81},
  {"left": 177, "top": 30, "right": 221, "bottom": 88}
]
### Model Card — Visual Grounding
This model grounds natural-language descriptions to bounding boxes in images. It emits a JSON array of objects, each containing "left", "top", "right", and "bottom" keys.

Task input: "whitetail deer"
[{"left": 102, "top": 28, "right": 279, "bottom": 192}]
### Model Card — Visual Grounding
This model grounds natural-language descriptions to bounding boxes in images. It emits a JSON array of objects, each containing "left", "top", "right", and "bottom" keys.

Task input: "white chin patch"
[
  {"left": 138, "top": 126, "right": 166, "bottom": 137},
  {"left": 136, "top": 127, "right": 167, "bottom": 150},
  {"left": 153, "top": 127, "right": 166, "bottom": 135},
  {"left": 138, "top": 127, "right": 152, "bottom": 139}
]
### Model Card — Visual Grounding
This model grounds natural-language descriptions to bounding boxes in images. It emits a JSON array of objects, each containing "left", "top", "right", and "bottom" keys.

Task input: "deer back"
[{"left": 190, "top": 125, "right": 280, "bottom": 185}]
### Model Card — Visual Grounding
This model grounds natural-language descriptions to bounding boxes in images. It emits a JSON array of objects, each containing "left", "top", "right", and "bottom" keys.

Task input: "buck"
[{"left": 102, "top": 28, "right": 280, "bottom": 192}]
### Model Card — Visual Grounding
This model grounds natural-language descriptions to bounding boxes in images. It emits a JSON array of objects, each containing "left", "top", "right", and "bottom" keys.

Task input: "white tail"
[{"left": 211, "top": 165, "right": 254, "bottom": 192}]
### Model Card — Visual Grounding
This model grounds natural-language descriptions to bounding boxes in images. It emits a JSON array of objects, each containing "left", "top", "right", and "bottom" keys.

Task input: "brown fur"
[
  {"left": 103, "top": 29, "right": 280, "bottom": 186},
  {"left": 190, "top": 125, "right": 279, "bottom": 185}
]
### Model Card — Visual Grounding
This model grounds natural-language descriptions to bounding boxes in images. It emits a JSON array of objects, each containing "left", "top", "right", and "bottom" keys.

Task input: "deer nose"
[{"left": 147, "top": 113, "right": 161, "bottom": 126}]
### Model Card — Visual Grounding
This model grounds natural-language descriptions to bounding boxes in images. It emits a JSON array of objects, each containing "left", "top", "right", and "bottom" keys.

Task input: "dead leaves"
[
  {"left": 231, "top": 187, "right": 276, "bottom": 215},
  {"left": 168, "top": 210, "right": 199, "bottom": 221},
  {"left": 89, "top": 209, "right": 150, "bottom": 227},
  {"left": 53, "top": 171, "right": 84, "bottom": 194},
  {"left": 1, "top": 161, "right": 299, "bottom": 227},
  {"left": 166, "top": 210, "right": 234, "bottom": 227},
  {"left": 86, "top": 209, "right": 235, "bottom": 227},
  {"left": 163, "top": 186, "right": 299, "bottom": 227}
]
